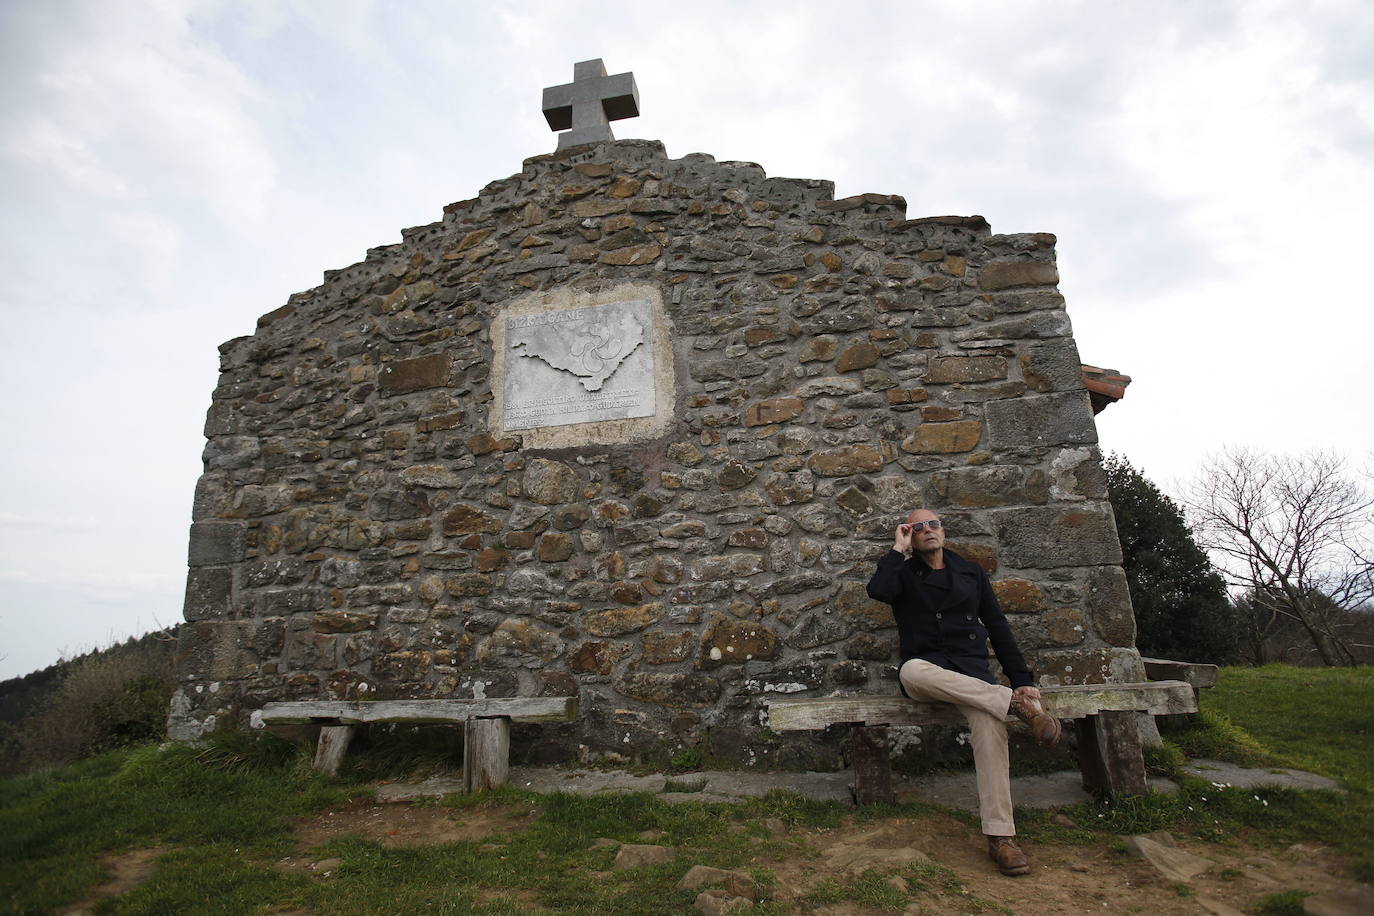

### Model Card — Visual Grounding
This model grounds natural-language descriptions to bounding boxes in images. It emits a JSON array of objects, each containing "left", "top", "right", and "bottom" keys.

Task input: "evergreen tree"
[{"left": 1103, "top": 453, "right": 1239, "bottom": 664}]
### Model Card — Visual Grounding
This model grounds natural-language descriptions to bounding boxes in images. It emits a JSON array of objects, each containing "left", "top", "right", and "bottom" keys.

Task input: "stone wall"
[{"left": 169, "top": 139, "right": 1139, "bottom": 765}]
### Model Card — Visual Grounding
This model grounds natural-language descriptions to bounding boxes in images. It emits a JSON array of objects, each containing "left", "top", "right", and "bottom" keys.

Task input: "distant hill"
[{"left": 0, "top": 626, "right": 179, "bottom": 725}]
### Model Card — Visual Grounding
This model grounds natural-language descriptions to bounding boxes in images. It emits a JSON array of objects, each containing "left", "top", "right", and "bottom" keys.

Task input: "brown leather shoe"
[
  {"left": 987, "top": 835, "right": 1030, "bottom": 876},
  {"left": 1011, "top": 693, "right": 1063, "bottom": 747}
]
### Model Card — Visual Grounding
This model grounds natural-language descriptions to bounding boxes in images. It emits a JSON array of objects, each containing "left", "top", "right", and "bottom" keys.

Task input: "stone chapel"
[{"left": 168, "top": 60, "right": 1141, "bottom": 767}]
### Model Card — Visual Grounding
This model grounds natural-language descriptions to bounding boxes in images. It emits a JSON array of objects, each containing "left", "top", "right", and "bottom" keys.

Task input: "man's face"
[{"left": 906, "top": 509, "right": 945, "bottom": 553}]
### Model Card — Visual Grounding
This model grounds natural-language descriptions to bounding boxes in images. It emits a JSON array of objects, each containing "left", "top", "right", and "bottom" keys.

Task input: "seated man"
[{"left": 866, "top": 508, "right": 1062, "bottom": 877}]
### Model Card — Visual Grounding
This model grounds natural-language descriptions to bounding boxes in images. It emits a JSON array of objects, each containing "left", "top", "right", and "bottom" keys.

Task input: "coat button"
[
  {"left": 935, "top": 613, "right": 942, "bottom": 619},
  {"left": 968, "top": 633, "right": 976, "bottom": 639}
]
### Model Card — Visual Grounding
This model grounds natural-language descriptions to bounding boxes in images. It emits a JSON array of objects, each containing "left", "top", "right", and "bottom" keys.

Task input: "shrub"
[{"left": 1, "top": 636, "right": 176, "bottom": 774}]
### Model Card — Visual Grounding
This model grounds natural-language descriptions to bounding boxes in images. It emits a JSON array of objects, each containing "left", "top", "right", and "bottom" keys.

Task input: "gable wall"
[{"left": 168, "top": 139, "right": 1140, "bottom": 765}]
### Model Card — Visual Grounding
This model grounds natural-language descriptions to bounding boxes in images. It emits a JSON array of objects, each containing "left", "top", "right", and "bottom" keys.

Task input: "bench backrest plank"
[
  {"left": 258, "top": 697, "right": 578, "bottom": 726},
  {"left": 766, "top": 680, "right": 1196, "bottom": 732},
  {"left": 1140, "top": 657, "right": 1220, "bottom": 690}
]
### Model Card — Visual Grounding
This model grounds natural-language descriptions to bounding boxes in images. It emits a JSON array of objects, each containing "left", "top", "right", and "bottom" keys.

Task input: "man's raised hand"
[{"left": 893, "top": 523, "right": 914, "bottom": 554}]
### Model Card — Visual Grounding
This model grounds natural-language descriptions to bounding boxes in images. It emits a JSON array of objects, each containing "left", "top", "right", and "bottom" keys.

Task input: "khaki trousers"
[{"left": 899, "top": 658, "right": 1016, "bottom": 836}]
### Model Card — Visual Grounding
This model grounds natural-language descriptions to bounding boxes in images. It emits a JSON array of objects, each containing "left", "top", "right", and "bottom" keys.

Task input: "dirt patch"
[
  {"left": 272, "top": 796, "right": 1363, "bottom": 912},
  {"left": 283, "top": 795, "right": 539, "bottom": 867},
  {"left": 763, "top": 812, "right": 1363, "bottom": 914},
  {"left": 56, "top": 847, "right": 163, "bottom": 915}
]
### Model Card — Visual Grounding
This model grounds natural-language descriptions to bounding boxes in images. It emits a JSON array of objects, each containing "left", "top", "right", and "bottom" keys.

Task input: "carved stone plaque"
[{"left": 503, "top": 298, "right": 655, "bottom": 430}]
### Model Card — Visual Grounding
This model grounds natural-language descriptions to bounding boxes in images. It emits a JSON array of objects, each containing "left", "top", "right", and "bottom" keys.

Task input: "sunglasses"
[{"left": 905, "top": 519, "right": 942, "bottom": 532}]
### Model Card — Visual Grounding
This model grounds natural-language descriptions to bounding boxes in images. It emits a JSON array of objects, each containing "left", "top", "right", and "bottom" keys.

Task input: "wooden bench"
[
  {"left": 256, "top": 697, "right": 579, "bottom": 789},
  {"left": 766, "top": 681, "right": 1197, "bottom": 804},
  {"left": 1141, "top": 658, "right": 1219, "bottom": 729}
]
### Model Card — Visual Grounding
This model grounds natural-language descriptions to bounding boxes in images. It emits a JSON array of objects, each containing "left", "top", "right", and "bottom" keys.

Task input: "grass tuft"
[{"left": 1254, "top": 889, "right": 1314, "bottom": 915}]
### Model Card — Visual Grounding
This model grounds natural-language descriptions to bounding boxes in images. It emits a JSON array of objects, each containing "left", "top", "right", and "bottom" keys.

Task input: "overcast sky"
[{"left": 2, "top": 0, "right": 1371, "bottom": 679}]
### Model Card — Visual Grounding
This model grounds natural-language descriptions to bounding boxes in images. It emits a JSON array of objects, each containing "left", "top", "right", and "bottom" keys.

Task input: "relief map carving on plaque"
[{"left": 503, "top": 298, "right": 656, "bottom": 430}]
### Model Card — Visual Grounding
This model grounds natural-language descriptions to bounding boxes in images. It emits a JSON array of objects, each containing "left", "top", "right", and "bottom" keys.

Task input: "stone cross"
[{"left": 542, "top": 59, "right": 640, "bottom": 151}]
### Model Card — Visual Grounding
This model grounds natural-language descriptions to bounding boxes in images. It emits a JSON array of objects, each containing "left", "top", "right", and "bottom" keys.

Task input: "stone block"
[
  {"left": 929, "top": 466, "right": 1048, "bottom": 508},
  {"left": 523, "top": 458, "right": 581, "bottom": 505},
  {"left": 617, "top": 672, "right": 721, "bottom": 706},
  {"left": 992, "top": 579, "right": 1047, "bottom": 614},
  {"left": 368, "top": 488, "right": 430, "bottom": 520},
  {"left": 642, "top": 630, "right": 695, "bottom": 664},
  {"left": 583, "top": 602, "right": 666, "bottom": 637},
  {"left": 699, "top": 616, "right": 780, "bottom": 668},
  {"left": 978, "top": 261, "right": 1059, "bottom": 290},
  {"left": 174, "top": 620, "right": 272, "bottom": 680},
  {"left": 286, "top": 630, "right": 340, "bottom": 670},
  {"left": 1050, "top": 447, "right": 1110, "bottom": 500},
  {"left": 808, "top": 444, "right": 885, "bottom": 476},
  {"left": 844, "top": 633, "right": 892, "bottom": 660},
  {"left": 444, "top": 573, "right": 494, "bottom": 597},
  {"left": 900, "top": 420, "right": 982, "bottom": 454},
  {"left": 742, "top": 397, "right": 803, "bottom": 427},
  {"left": 799, "top": 335, "right": 837, "bottom": 362},
  {"left": 795, "top": 376, "right": 861, "bottom": 397},
  {"left": 947, "top": 542, "right": 998, "bottom": 573},
  {"left": 188, "top": 522, "right": 245, "bottom": 567},
  {"left": 990, "top": 506, "right": 1123, "bottom": 568},
  {"left": 1040, "top": 607, "right": 1087, "bottom": 647},
  {"left": 1085, "top": 565, "right": 1136, "bottom": 646},
  {"left": 925, "top": 356, "right": 1007, "bottom": 384},
  {"left": 835, "top": 343, "right": 880, "bottom": 373},
  {"left": 1020, "top": 339, "right": 1083, "bottom": 393},
  {"left": 183, "top": 567, "right": 233, "bottom": 621},
  {"left": 567, "top": 640, "right": 630, "bottom": 674},
  {"left": 717, "top": 460, "right": 758, "bottom": 489},
  {"left": 834, "top": 580, "right": 891, "bottom": 631},
  {"left": 476, "top": 619, "right": 564, "bottom": 668},
  {"left": 442, "top": 504, "right": 502, "bottom": 535},
  {"left": 537, "top": 532, "right": 575, "bottom": 562},
  {"left": 1035, "top": 647, "right": 1144, "bottom": 685},
  {"left": 986, "top": 391, "right": 1097, "bottom": 449},
  {"left": 203, "top": 436, "right": 261, "bottom": 471},
  {"left": 764, "top": 471, "right": 815, "bottom": 506},
  {"left": 378, "top": 352, "right": 451, "bottom": 395},
  {"left": 310, "top": 611, "right": 378, "bottom": 634}
]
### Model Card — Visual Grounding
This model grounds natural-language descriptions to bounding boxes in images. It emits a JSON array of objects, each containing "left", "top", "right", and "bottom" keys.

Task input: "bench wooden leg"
[
  {"left": 314, "top": 725, "right": 354, "bottom": 776},
  {"left": 1075, "top": 710, "right": 1147, "bottom": 797},
  {"left": 843, "top": 725, "right": 894, "bottom": 805},
  {"left": 464, "top": 716, "right": 511, "bottom": 792}
]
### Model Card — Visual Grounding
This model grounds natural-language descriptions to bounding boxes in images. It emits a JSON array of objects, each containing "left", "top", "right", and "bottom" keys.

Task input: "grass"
[
  {"left": 1010, "top": 665, "right": 1374, "bottom": 881},
  {"left": 0, "top": 735, "right": 356, "bottom": 914},
  {"left": 1, "top": 664, "right": 1370, "bottom": 913}
]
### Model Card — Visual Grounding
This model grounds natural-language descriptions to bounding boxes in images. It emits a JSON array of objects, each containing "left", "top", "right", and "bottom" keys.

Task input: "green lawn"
[{"left": 1, "top": 665, "right": 1370, "bottom": 914}]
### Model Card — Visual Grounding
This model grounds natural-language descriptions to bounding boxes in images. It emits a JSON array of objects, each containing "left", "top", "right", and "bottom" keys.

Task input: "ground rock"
[
  {"left": 1125, "top": 833, "right": 1213, "bottom": 882},
  {"left": 612, "top": 844, "right": 676, "bottom": 869},
  {"left": 694, "top": 890, "right": 752, "bottom": 914},
  {"left": 677, "top": 865, "right": 758, "bottom": 901}
]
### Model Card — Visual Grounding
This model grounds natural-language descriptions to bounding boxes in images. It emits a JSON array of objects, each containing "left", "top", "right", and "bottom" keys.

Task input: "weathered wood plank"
[
  {"left": 765, "top": 681, "right": 1196, "bottom": 732},
  {"left": 1140, "top": 658, "right": 1219, "bottom": 690},
  {"left": 259, "top": 697, "right": 579, "bottom": 726},
  {"left": 464, "top": 717, "right": 510, "bottom": 793},
  {"left": 313, "top": 725, "right": 354, "bottom": 777},
  {"left": 844, "top": 726, "right": 894, "bottom": 805},
  {"left": 1079, "top": 710, "right": 1147, "bottom": 795}
]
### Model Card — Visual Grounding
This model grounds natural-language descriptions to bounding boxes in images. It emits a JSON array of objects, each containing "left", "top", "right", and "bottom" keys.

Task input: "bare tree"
[{"left": 1184, "top": 448, "right": 1374, "bottom": 667}]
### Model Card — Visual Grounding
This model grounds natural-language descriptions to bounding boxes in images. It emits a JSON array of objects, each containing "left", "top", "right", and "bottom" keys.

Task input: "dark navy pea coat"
[{"left": 866, "top": 547, "right": 1034, "bottom": 690}]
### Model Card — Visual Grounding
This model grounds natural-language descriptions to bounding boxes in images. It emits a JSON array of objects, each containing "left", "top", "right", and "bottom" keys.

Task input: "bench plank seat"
[
  {"left": 766, "top": 681, "right": 1196, "bottom": 732},
  {"left": 258, "top": 697, "right": 578, "bottom": 726},
  {"left": 764, "top": 680, "right": 1197, "bottom": 804},
  {"left": 257, "top": 697, "right": 579, "bottom": 786}
]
